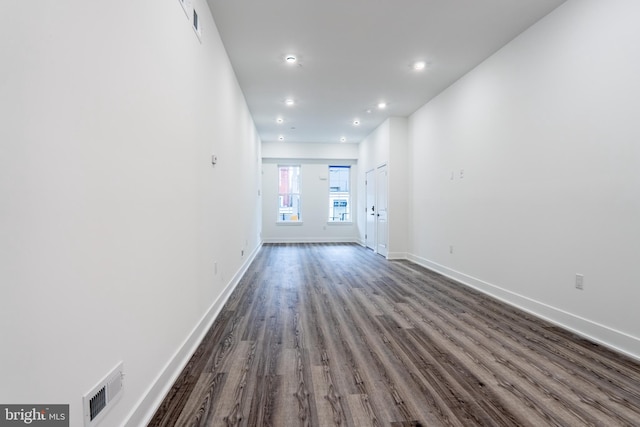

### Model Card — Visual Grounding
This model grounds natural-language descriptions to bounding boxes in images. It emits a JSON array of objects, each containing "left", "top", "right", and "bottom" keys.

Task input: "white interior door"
[
  {"left": 365, "top": 169, "right": 376, "bottom": 250},
  {"left": 376, "top": 165, "right": 388, "bottom": 257}
]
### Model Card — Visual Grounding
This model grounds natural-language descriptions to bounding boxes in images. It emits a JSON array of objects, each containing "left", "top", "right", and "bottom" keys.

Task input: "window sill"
[
  {"left": 276, "top": 221, "right": 304, "bottom": 226},
  {"left": 326, "top": 221, "right": 353, "bottom": 226}
]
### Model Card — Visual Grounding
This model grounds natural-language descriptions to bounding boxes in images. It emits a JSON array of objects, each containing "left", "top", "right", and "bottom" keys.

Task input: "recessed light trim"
[
  {"left": 276, "top": 117, "right": 284, "bottom": 124},
  {"left": 353, "top": 119, "right": 360, "bottom": 126},
  {"left": 340, "top": 137, "right": 346, "bottom": 142},
  {"left": 285, "top": 55, "right": 297, "bottom": 64},
  {"left": 285, "top": 98, "right": 295, "bottom": 106},
  {"left": 278, "top": 135, "right": 284, "bottom": 141},
  {"left": 413, "top": 61, "right": 427, "bottom": 71},
  {"left": 377, "top": 102, "right": 387, "bottom": 109}
]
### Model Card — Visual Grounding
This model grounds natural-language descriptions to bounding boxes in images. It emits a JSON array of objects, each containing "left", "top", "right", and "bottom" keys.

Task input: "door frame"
[
  {"left": 375, "top": 164, "right": 388, "bottom": 257},
  {"left": 365, "top": 169, "right": 376, "bottom": 250}
]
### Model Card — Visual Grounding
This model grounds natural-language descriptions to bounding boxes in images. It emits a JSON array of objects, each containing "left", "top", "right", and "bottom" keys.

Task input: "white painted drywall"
[
  {"left": 0, "top": 1, "right": 261, "bottom": 425},
  {"left": 407, "top": 0, "right": 640, "bottom": 358},
  {"left": 388, "top": 117, "right": 409, "bottom": 259},
  {"left": 262, "top": 141, "right": 359, "bottom": 160},
  {"left": 261, "top": 142, "right": 358, "bottom": 242}
]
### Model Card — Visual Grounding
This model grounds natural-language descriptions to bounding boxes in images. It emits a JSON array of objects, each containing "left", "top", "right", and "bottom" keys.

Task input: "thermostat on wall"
[{"left": 211, "top": 154, "right": 218, "bottom": 165}]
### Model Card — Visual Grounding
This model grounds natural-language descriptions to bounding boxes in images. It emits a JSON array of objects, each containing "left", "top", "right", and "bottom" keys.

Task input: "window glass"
[
  {"left": 278, "top": 165, "right": 301, "bottom": 221},
  {"left": 328, "top": 166, "right": 350, "bottom": 222}
]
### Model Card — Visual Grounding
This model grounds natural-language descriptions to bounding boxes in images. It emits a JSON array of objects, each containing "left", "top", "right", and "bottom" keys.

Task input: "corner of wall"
[{"left": 124, "top": 243, "right": 263, "bottom": 426}]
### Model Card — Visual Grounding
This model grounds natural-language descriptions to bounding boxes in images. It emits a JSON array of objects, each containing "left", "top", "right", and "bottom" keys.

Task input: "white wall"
[
  {"left": 262, "top": 141, "right": 358, "bottom": 160},
  {"left": 358, "top": 118, "right": 409, "bottom": 257},
  {"left": 388, "top": 117, "right": 409, "bottom": 259},
  {"left": 407, "top": 0, "right": 640, "bottom": 358},
  {"left": 0, "top": 1, "right": 262, "bottom": 425},
  {"left": 262, "top": 142, "right": 359, "bottom": 242}
]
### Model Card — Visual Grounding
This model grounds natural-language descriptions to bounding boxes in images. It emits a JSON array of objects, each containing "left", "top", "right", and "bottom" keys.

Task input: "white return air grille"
[{"left": 83, "top": 362, "right": 124, "bottom": 427}]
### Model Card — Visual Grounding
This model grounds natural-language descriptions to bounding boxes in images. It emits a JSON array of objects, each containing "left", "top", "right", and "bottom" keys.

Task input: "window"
[
  {"left": 328, "top": 165, "right": 350, "bottom": 222},
  {"left": 278, "top": 165, "right": 301, "bottom": 221}
]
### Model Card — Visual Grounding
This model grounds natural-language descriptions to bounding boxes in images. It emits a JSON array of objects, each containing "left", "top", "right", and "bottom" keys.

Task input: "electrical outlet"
[
  {"left": 575, "top": 274, "right": 584, "bottom": 290},
  {"left": 241, "top": 249, "right": 244, "bottom": 257}
]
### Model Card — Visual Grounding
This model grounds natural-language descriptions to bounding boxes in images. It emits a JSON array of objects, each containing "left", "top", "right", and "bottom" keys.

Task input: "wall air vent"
[
  {"left": 178, "top": 0, "right": 192, "bottom": 18},
  {"left": 89, "top": 387, "right": 106, "bottom": 420},
  {"left": 192, "top": 7, "right": 202, "bottom": 41},
  {"left": 83, "top": 362, "right": 124, "bottom": 427}
]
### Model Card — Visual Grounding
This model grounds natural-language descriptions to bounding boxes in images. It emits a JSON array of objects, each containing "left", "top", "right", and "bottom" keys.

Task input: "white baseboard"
[
  {"left": 123, "top": 243, "right": 263, "bottom": 427},
  {"left": 387, "top": 251, "right": 407, "bottom": 260},
  {"left": 262, "top": 237, "right": 359, "bottom": 244},
  {"left": 407, "top": 253, "right": 640, "bottom": 362}
]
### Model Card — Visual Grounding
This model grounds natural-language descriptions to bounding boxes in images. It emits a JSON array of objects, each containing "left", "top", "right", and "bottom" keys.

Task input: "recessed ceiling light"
[
  {"left": 340, "top": 137, "right": 346, "bottom": 142},
  {"left": 285, "top": 98, "right": 295, "bottom": 106},
  {"left": 285, "top": 55, "right": 297, "bottom": 64},
  {"left": 378, "top": 102, "right": 387, "bottom": 109},
  {"left": 353, "top": 119, "right": 360, "bottom": 126},
  {"left": 413, "top": 61, "right": 427, "bottom": 71},
  {"left": 278, "top": 135, "right": 284, "bottom": 141},
  {"left": 366, "top": 109, "right": 372, "bottom": 114},
  {"left": 276, "top": 117, "right": 284, "bottom": 124}
]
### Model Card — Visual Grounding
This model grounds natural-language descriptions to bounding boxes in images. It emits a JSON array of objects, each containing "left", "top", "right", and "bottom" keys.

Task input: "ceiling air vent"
[{"left": 83, "top": 362, "right": 124, "bottom": 427}]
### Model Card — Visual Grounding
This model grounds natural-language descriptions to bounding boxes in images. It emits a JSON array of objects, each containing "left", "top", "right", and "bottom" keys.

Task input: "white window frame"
[
  {"left": 277, "top": 165, "right": 302, "bottom": 223},
  {"left": 328, "top": 165, "right": 351, "bottom": 223}
]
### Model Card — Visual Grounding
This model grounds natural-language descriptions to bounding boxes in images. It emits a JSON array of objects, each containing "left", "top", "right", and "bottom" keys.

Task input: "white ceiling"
[{"left": 206, "top": 0, "right": 566, "bottom": 144}]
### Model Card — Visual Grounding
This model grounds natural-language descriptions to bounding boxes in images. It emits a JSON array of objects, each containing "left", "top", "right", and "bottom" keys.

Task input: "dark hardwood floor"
[{"left": 149, "top": 243, "right": 640, "bottom": 426}]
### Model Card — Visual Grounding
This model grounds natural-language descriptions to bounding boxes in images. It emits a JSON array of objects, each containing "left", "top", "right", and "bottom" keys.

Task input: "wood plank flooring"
[{"left": 148, "top": 243, "right": 640, "bottom": 426}]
